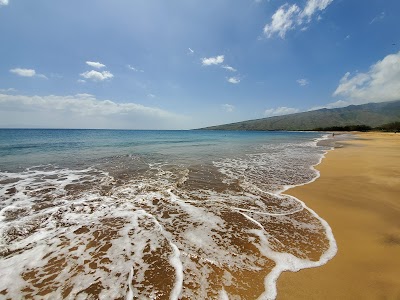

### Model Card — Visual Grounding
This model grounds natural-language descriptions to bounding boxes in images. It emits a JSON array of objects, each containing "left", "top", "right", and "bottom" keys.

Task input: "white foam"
[
  {"left": 168, "top": 241, "right": 183, "bottom": 300},
  {"left": 125, "top": 267, "right": 134, "bottom": 300},
  {"left": 0, "top": 133, "right": 339, "bottom": 299},
  {"left": 219, "top": 288, "right": 230, "bottom": 300}
]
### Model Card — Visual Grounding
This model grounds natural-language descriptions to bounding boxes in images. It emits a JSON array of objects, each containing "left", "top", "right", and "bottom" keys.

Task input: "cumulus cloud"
[
  {"left": 86, "top": 61, "right": 106, "bottom": 69},
  {"left": 80, "top": 70, "right": 114, "bottom": 81},
  {"left": 202, "top": 55, "right": 224, "bottom": 66},
  {"left": 0, "top": 0, "right": 8, "bottom": 6},
  {"left": 127, "top": 65, "right": 144, "bottom": 72},
  {"left": 297, "top": 78, "right": 309, "bottom": 86},
  {"left": 264, "top": 0, "right": 333, "bottom": 38},
  {"left": 227, "top": 77, "right": 240, "bottom": 84},
  {"left": 264, "top": 106, "right": 300, "bottom": 117},
  {"left": 0, "top": 93, "right": 187, "bottom": 129},
  {"left": 222, "top": 65, "right": 237, "bottom": 72},
  {"left": 333, "top": 51, "right": 400, "bottom": 104},
  {"left": 222, "top": 104, "right": 235, "bottom": 112}
]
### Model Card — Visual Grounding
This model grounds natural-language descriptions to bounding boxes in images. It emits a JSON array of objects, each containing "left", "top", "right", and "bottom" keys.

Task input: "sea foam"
[{"left": 0, "top": 133, "right": 337, "bottom": 299}]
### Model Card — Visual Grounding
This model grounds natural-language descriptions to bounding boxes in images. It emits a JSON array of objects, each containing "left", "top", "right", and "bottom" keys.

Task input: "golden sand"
[{"left": 277, "top": 132, "right": 400, "bottom": 299}]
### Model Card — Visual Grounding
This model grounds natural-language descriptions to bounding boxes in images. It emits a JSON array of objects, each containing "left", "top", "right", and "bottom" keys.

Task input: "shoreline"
[{"left": 276, "top": 132, "right": 400, "bottom": 299}]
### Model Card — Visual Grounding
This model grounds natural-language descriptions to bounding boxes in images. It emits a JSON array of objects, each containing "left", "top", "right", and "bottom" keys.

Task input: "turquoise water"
[
  {"left": 0, "top": 129, "right": 324, "bottom": 171},
  {"left": 0, "top": 129, "right": 336, "bottom": 299}
]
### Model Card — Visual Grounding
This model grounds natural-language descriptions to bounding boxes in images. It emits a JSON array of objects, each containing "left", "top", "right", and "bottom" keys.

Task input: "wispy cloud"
[
  {"left": 370, "top": 11, "right": 385, "bottom": 25},
  {"left": 308, "top": 100, "right": 349, "bottom": 111},
  {"left": 297, "top": 78, "right": 309, "bottom": 86},
  {"left": 127, "top": 65, "right": 144, "bottom": 72},
  {"left": 0, "top": 88, "right": 17, "bottom": 93},
  {"left": 0, "top": 0, "right": 8, "bottom": 6},
  {"left": 80, "top": 70, "right": 114, "bottom": 82},
  {"left": 227, "top": 77, "right": 240, "bottom": 84},
  {"left": 86, "top": 61, "right": 106, "bottom": 69},
  {"left": 0, "top": 93, "right": 187, "bottom": 129},
  {"left": 264, "top": 106, "right": 300, "bottom": 117},
  {"left": 222, "top": 65, "right": 237, "bottom": 72},
  {"left": 202, "top": 55, "right": 224, "bottom": 66},
  {"left": 222, "top": 104, "right": 235, "bottom": 112},
  {"left": 10, "top": 68, "right": 36, "bottom": 77},
  {"left": 10, "top": 68, "right": 47, "bottom": 79},
  {"left": 264, "top": 0, "right": 333, "bottom": 38},
  {"left": 333, "top": 51, "right": 400, "bottom": 104}
]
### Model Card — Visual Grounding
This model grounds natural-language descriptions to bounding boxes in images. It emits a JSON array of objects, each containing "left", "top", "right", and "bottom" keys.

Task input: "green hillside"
[{"left": 200, "top": 100, "right": 400, "bottom": 131}]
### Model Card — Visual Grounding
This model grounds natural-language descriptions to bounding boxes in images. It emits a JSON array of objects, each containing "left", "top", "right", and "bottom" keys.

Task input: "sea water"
[{"left": 0, "top": 129, "right": 337, "bottom": 299}]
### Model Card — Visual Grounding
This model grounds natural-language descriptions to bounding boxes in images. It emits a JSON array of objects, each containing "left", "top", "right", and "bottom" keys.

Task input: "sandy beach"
[{"left": 277, "top": 132, "right": 400, "bottom": 299}]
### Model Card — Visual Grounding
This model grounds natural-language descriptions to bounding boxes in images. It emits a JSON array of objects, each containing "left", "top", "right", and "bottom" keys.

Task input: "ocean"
[{"left": 0, "top": 129, "right": 337, "bottom": 299}]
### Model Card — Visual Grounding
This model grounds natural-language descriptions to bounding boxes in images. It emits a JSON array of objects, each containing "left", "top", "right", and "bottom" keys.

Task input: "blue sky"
[{"left": 1, "top": 0, "right": 400, "bottom": 129}]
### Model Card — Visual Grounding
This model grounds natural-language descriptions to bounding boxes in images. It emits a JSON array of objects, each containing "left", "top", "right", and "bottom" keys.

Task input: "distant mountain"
[{"left": 199, "top": 100, "right": 400, "bottom": 131}]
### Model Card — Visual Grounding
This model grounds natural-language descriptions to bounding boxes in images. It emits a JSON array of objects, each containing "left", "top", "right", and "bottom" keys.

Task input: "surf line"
[{"left": 257, "top": 134, "right": 338, "bottom": 300}]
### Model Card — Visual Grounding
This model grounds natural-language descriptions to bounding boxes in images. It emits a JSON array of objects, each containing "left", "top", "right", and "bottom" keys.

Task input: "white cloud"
[
  {"left": 297, "top": 78, "right": 309, "bottom": 86},
  {"left": 80, "top": 70, "right": 114, "bottom": 81},
  {"left": 147, "top": 93, "right": 156, "bottom": 98},
  {"left": 222, "top": 104, "right": 235, "bottom": 112},
  {"left": 10, "top": 68, "right": 47, "bottom": 79},
  {"left": 227, "top": 77, "right": 240, "bottom": 84},
  {"left": 308, "top": 100, "right": 350, "bottom": 111},
  {"left": 301, "top": 0, "right": 333, "bottom": 21},
  {"left": 0, "top": 88, "right": 17, "bottom": 93},
  {"left": 222, "top": 65, "right": 237, "bottom": 72},
  {"left": 10, "top": 68, "right": 36, "bottom": 77},
  {"left": 202, "top": 55, "right": 224, "bottom": 66},
  {"left": 0, "top": 93, "right": 187, "bottom": 129},
  {"left": 370, "top": 12, "right": 385, "bottom": 25},
  {"left": 264, "top": 106, "right": 300, "bottom": 117},
  {"left": 127, "top": 65, "right": 144, "bottom": 72},
  {"left": 264, "top": 4, "right": 300, "bottom": 38},
  {"left": 333, "top": 51, "right": 400, "bottom": 104},
  {"left": 86, "top": 61, "right": 106, "bottom": 69},
  {"left": 264, "top": 0, "right": 333, "bottom": 38},
  {"left": 0, "top": 0, "right": 8, "bottom": 6}
]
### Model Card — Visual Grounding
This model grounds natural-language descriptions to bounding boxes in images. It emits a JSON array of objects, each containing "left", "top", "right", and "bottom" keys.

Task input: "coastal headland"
[{"left": 277, "top": 132, "right": 400, "bottom": 299}]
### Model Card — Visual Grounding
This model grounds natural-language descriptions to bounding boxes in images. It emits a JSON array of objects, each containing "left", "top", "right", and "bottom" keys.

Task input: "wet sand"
[{"left": 277, "top": 132, "right": 400, "bottom": 299}]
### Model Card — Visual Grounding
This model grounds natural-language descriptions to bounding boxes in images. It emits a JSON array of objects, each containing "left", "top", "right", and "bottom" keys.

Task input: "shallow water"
[{"left": 0, "top": 129, "right": 336, "bottom": 299}]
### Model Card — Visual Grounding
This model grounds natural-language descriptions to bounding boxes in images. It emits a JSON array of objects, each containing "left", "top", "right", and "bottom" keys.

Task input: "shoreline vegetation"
[
  {"left": 276, "top": 132, "right": 400, "bottom": 299},
  {"left": 312, "top": 121, "right": 400, "bottom": 132}
]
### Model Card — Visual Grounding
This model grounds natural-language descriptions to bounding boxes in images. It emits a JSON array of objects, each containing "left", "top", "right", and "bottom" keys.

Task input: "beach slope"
[{"left": 278, "top": 132, "right": 400, "bottom": 299}]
